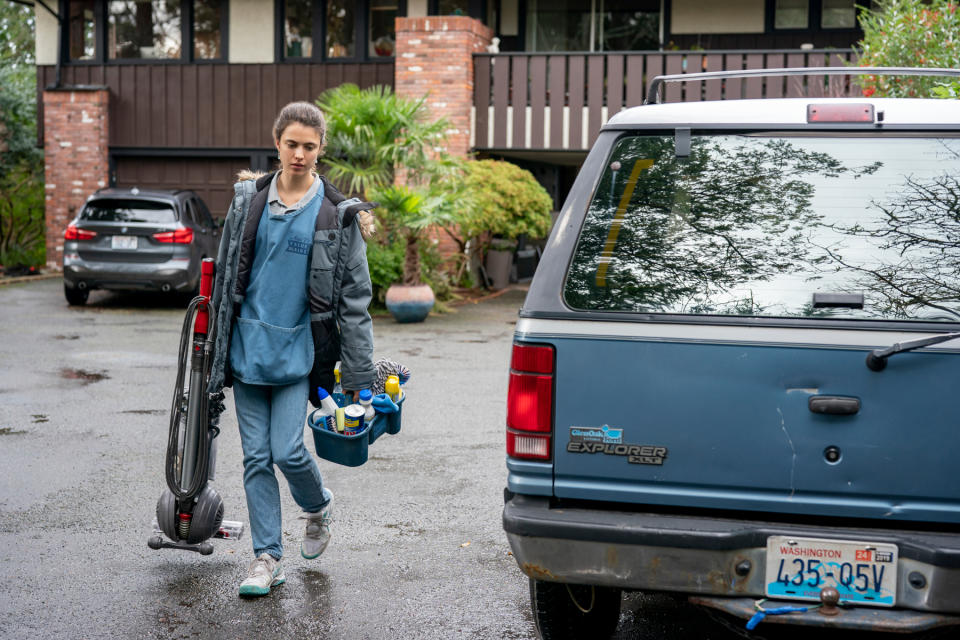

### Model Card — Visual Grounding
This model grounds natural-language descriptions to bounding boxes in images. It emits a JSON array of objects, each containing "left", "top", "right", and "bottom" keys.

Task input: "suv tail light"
[
  {"left": 153, "top": 227, "right": 193, "bottom": 244},
  {"left": 507, "top": 343, "right": 554, "bottom": 460},
  {"left": 64, "top": 224, "right": 97, "bottom": 241}
]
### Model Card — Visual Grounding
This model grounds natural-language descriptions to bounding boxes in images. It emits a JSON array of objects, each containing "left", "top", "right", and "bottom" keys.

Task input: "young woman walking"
[{"left": 206, "top": 101, "right": 377, "bottom": 596}]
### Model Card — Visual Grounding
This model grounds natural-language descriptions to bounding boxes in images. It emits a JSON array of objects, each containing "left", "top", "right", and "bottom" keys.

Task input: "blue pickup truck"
[{"left": 504, "top": 68, "right": 960, "bottom": 638}]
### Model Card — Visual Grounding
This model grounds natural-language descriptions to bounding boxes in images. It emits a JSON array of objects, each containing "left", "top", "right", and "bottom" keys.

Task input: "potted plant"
[
  {"left": 317, "top": 84, "right": 462, "bottom": 321},
  {"left": 368, "top": 183, "right": 457, "bottom": 322}
]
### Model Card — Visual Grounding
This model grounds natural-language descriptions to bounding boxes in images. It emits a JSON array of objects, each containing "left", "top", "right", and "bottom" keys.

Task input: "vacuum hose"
[{"left": 164, "top": 288, "right": 217, "bottom": 501}]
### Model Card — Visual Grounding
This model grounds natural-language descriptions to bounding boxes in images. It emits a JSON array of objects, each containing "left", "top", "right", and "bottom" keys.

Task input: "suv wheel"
[
  {"left": 64, "top": 283, "right": 89, "bottom": 306},
  {"left": 529, "top": 578, "right": 622, "bottom": 640}
]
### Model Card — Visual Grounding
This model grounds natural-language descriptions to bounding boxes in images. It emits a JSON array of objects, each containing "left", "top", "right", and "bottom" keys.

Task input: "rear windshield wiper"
[{"left": 866, "top": 332, "right": 960, "bottom": 371}]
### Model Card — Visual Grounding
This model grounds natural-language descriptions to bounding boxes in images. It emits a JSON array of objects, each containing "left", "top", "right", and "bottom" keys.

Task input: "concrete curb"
[{"left": 0, "top": 272, "right": 62, "bottom": 287}]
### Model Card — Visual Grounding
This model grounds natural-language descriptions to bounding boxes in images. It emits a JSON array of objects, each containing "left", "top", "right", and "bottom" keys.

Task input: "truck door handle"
[{"left": 808, "top": 396, "right": 860, "bottom": 415}]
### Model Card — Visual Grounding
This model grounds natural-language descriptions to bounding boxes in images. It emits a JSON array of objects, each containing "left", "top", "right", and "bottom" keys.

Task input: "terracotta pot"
[{"left": 385, "top": 283, "right": 435, "bottom": 323}]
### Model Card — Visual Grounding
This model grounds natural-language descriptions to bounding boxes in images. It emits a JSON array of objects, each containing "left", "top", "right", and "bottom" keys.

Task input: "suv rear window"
[
  {"left": 563, "top": 133, "right": 960, "bottom": 323},
  {"left": 80, "top": 199, "right": 177, "bottom": 224}
]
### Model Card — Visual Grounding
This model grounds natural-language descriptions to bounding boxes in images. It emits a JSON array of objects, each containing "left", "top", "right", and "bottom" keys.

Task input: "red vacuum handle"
[{"left": 194, "top": 258, "right": 215, "bottom": 335}]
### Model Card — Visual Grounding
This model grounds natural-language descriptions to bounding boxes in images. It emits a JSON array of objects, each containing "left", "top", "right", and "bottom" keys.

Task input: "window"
[
  {"left": 774, "top": 0, "right": 809, "bottom": 29},
  {"left": 526, "top": 0, "right": 592, "bottom": 52},
  {"left": 438, "top": 0, "right": 469, "bottom": 15},
  {"left": 821, "top": 0, "right": 856, "bottom": 28},
  {"left": 109, "top": 0, "right": 182, "bottom": 60},
  {"left": 195, "top": 198, "right": 215, "bottom": 228},
  {"left": 564, "top": 134, "right": 960, "bottom": 323},
  {"left": 81, "top": 199, "right": 178, "bottom": 224},
  {"left": 526, "top": 0, "right": 660, "bottom": 52},
  {"left": 69, "top": 1, "right": 97, "bottom": 60},
  {"left": 193, "top": 0, "right": 223, "bottom": 59},
  {"left": 326, "top": 0, "right": 355, "bottom": 58},
  {"left": 369, "top": 0, "right": 397, "bottom": 57},
  {"left": 599, "top": 0, "right": 659, "bottom": 52},
  {"left": 283, "top": 0, "right": 314, "bottom": 58},
  {"left": 281, "top": 1, "right": 397, "bottom": 61},
  {"left": 66, "top": 0, "right": 226, "bottom": 62}
]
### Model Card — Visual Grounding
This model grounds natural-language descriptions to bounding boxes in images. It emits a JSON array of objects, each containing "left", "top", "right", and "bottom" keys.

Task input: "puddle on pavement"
[
  {"left": 456, "top": 339, "right": 489, "bottom": 343},
  {"left": 31, "top": 414, "right": 49, "bottom": 423},
  {"left": 0, "top": 427, "right": 27, "bottom": 435},
  {"left": 120, "top": 409, "right": 165, "bottom": 415},
  {"left": 53, "top": 334, "right": 81, "bottom": 340},
  {"left": 60, "top": 368, "right": 110, "bottom": 384}
]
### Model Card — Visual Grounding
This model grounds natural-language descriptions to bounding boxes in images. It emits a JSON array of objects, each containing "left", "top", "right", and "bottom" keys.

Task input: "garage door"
[{"left": 113, "top": 156, "right": 263, "bottom": 218}]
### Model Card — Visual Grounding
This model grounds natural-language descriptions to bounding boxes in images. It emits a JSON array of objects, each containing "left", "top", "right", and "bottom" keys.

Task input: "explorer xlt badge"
[{"left": 567, "top": 427, "right": 667, "bottom": 465}]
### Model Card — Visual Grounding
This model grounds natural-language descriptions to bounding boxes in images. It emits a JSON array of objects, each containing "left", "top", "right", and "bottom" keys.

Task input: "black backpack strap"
[
  {"left": 234, "top": 172, "right": 275, "bottom": 296},
  {"left": 317, "top": 176, "right": 377, "bottom": 229}
]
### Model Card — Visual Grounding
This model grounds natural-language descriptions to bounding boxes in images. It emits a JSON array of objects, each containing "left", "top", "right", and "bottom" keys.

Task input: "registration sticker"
[
  {"left": 111, "top": 235, "right": 138, "bottom": 250},
  {"left": 765, "top": 536, "right": 897, "bottom": 606}
]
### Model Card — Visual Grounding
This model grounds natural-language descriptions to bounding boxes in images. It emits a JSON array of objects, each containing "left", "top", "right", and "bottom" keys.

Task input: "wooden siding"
[
  {"left": 473, "top": 49, "right": 859, "bottom": 152},
  {"left": 38, "top": 62, "right": 394, "bottom": 148}
]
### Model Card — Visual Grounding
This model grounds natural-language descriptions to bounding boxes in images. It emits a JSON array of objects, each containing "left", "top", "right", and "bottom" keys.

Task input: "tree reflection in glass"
[{"left": 564, "top": 134, "right": 960, "bottom": 322}]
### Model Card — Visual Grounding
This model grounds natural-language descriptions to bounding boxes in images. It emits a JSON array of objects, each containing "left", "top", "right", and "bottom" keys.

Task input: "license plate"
[
  {"left": 765, "top": 536, "right": 898, "bottom": 606},
  {"left": 111, "top": 235, "right": 138, "bottom": 250}
]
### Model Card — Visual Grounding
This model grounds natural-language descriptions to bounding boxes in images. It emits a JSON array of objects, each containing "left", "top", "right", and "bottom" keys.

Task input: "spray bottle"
[
  {"left": 316, "top": 387, "right": 341, "bottom": 431},
  {"left": 332, "top": 364, "right": 347, "bottom": 407}
]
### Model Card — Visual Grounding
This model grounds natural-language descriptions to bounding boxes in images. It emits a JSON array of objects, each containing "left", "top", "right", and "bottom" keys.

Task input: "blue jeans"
[{"left": 233, "top": 377, "right": 330, "bottom": 559}]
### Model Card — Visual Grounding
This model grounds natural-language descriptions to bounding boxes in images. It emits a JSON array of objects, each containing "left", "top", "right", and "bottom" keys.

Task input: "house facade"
[{"left": 36, "top": 0, "right": 866, "bottom": 268}]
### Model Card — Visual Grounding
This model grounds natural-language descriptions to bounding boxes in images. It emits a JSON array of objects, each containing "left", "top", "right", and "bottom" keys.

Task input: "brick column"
[
  {"left": 394, "top": 17, "right": 492, "bottom": 262},
  {"left": 395, "top": 16, "right": 492, "bottom": 158},
  {"left": 42, "top": 87, "right": 110, "bottom": 270}
]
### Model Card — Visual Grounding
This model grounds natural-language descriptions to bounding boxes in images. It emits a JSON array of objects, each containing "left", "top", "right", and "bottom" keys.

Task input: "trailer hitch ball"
[
  {"left": 818, "top": 587, "right": 840, "bottom": 616},
  {"left": 734, "top": 560, "right": 752, "bottom": 576}
]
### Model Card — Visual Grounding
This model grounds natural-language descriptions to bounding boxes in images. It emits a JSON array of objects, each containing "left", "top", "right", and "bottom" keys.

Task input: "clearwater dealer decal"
[{"left": 567, "top": 425, "right": 668, "bottom": 465}]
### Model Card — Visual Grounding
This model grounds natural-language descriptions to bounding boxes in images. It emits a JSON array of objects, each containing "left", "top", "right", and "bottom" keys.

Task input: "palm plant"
[
  {"left": 317, "top": 83, "right": 465, "bottom": 287},
  {"left": 317, "top": 83, "right": 455, "bottom": 195},
  {"left": 368, "top": 182, "right": 459, "bottom": 286}
]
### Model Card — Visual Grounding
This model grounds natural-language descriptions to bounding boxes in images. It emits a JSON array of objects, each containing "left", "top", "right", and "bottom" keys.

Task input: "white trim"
[{"left": 515, "top": 317, "right": 960, "bottom": 350}]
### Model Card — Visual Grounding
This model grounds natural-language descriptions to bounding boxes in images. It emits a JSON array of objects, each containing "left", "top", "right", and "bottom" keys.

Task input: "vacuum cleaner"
[{"left": 148, "top": 258, "right": 244, "bottom": 555}]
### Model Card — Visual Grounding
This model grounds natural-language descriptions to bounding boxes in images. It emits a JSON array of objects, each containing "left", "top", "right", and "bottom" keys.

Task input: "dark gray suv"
[{"left": 62, "top": 188, "right": 220, "bottom": 305}]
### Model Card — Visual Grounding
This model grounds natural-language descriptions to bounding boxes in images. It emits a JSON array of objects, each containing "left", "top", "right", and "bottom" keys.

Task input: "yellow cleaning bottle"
[{"left": 384, "top": 375, "right": 402, "bottom": 403}]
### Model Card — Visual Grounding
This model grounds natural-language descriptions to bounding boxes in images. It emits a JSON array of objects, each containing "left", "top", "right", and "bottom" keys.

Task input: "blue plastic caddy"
[{"left": 307, "top": 395, "right": 404, "bottom": 467}]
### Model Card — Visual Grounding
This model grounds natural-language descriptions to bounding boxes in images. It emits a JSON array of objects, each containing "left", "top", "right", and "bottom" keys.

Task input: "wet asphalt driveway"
[{"left": 0, "top": 279, "right": 933, "bottom": 640}]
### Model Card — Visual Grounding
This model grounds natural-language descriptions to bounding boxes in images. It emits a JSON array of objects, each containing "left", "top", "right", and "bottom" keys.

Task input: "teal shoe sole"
[
  {"left": 301, "top": 547, "right": 321, "bottom": 560},
  {"left": 238, "top": 576, "right": 285, "bottom": 597}
]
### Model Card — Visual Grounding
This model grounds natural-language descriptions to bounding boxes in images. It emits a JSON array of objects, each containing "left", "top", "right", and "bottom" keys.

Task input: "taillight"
[
  {"left": 153, "top": 227, "right": 194, "bottom": 244},
  {"left": 507, "top": 343, "right": 554, "bottom": 460},
  {"left": 64, "top": 224, "right": 97, "bottom": 240}
]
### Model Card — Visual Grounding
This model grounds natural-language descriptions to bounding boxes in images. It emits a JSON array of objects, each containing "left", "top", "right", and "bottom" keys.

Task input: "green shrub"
[
  {"left": 857, "top": 0, "right": 960, "bottom": 98},
  {"left": 460, "top": 160, "right": 553, "bottom": 240},
  {"left": 365, "top": 235, "right": 405, "bottom": 307},
  {"left": 0, "top": 35, "right": 45, "bottom": 269}
]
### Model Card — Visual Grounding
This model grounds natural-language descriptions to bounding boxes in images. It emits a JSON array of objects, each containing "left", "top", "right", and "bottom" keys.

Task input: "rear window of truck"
[{"left": 563, "top": 133, "right": 960, "bottom": 323}]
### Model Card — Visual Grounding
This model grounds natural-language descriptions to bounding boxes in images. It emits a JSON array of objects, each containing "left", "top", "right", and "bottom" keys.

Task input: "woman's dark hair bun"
[{"left": 273, "top": 102, "right": 326, "bottom": 151}]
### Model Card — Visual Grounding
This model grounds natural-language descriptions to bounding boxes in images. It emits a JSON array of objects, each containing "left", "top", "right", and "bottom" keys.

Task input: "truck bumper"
[{"left": 503, "top": 492, "right": 960, "bottom": 627}]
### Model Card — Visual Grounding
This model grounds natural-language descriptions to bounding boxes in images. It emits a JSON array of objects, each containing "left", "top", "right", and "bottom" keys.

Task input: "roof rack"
[{"left": 645, "top": 66, "right": 960, "bottom": 105}]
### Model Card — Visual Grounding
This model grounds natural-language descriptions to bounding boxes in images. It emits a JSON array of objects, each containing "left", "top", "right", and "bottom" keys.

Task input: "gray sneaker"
[
  {"left": 238, "top": 553, "right": 284, "bottom": 597},
  {"left": 301, "top": 491, "right": 333, "bottom": 559}
]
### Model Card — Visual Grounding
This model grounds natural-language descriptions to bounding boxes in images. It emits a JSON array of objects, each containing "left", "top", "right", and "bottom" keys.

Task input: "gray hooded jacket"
[{"left": 206, "top": 172, "right": 376, "bottom": 406}]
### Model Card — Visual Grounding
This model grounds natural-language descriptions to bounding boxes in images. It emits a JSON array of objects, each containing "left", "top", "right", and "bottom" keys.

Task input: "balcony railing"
[{"left": 473, "top": 49, "right": 859, "bottom": 152}]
